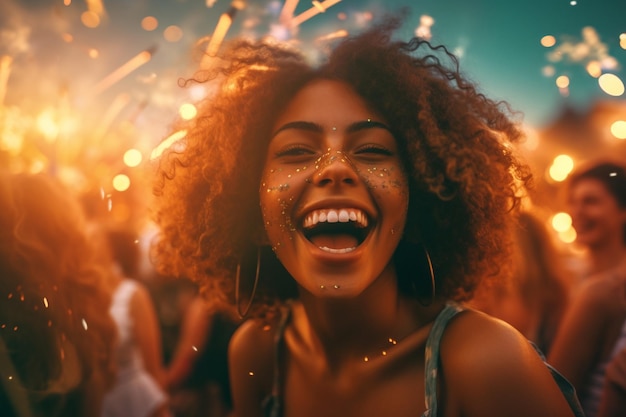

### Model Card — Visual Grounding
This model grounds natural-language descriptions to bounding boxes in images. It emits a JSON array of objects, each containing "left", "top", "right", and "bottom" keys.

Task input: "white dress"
[{"left": 101, "top": 279, "right": 167, "bottom": 417}]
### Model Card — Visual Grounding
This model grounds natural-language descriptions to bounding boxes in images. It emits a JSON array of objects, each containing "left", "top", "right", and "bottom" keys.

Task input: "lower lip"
[{"left": 304, "top": 235, "right": 366, "bottom": 264}]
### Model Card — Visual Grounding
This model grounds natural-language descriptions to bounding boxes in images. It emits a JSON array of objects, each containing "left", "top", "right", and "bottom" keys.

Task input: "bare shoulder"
[
  {"left": 228, "top": 314, "right": 281, "bottom": 407},
  {"left": 440, "top": 308, "right": 542, "bottom": 371},
  {"left": 570, "top": 272, "right": 626, "bottom": 319},
  {"left": 229, "top": 317, "right": 277, "bottom": 368},
  {"left": 439, "top": 309, "right": 575, "bottom": 417}
]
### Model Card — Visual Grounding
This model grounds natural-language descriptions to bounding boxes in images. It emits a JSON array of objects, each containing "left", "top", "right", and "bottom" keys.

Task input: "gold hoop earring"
[
  {"left": 235, "top": 247, "right": 260, "bottom": 318},
  {"left": 421, "top": 246, "right": 436, "bottom": 306},
  {"left": 394, "top": 240, "right": 436, "bottom": 306}
]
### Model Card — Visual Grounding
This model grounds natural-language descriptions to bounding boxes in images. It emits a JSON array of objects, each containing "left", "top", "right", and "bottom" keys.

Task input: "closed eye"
[
  {"left": 275, "top": 145, "right": 316, "bottom": 158},
  {"left": 354, "top": 144, "right": 394, "bottom": 157}
]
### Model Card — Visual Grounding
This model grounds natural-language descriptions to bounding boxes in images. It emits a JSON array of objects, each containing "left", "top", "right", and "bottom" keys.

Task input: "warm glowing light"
[
  {"left": 62, "top": 33, "right": 73, "bottom": 42},
  {"left": 0, "top": 56, "right": 12, "bottom": 105},
  {"left": 179, "top": 103, "right": 197, "bottom": 120},
  {"left": 541, "top": 35, "right": 556, "bottom": 47},
  {"left": 81, "top": 11, "right": 101, "bottom": 28},
  {"left": 586, "top": 61, "right": 602, "bottom": 78},
  {"left": 112, "top": 174, "right": 131, "bottom": 192},
  {"left": 88, "top": 49, "right": 99, "bottom": 59},
  {"left": 36, "top": 110, "right": 59, "bottom": 142},
  {"left": 81, "top": 318, "right": 88, "bottom": 330},
  {"left": 312, "top": 1, "right": 326, "bottom": 12},
  {"left": 291, "top": 0, "right": 342, "bottom": 27},
  {"left": 551, "top": 212, "right": 572, "bottom": 233},
  {"left": 610, "top": 121, "right": 626, "bottom": 139},
  {"left": 554, "top": 154, "right": 574, "bottom": 172},
  {"left": 315, "top": 30, "right": 349, "bottom": 43},
  {"left": 206, "top": 15, "right": 233, "bottom": 57},
  {"left": 92, "top": 48, "right": 155, "bottom": 95},
  {"left": 123, "top": 149, "right": 143, "bottom": 167},
  {"left": 151, "top": 130, "right": 187, "bottom": 160},
  {"left": 43, "top": 297, "right": 49, "bottom": 308},
  {"left": 558, "top": 227, "right": 577, "bottom": 244},
  {"left": 164, "top": 25, "right": 183, "bottom": 42},
  {"left": 556, "top": 75, "right": 570, "bottom": 89},
  {"left": 549, "top": 154, "right": 574, "bottom": 182},
  {"left": 280, "top": 0, "right": 299, "bottom": 24},
  {"left": 598, "top": 73, "right": 625, "bottom": 96},
  {"left": 621, "top": 34, "right": 626, "bottom": 50},
  {"left": 142, "top": 16, "right": 158, "bottom": 31}
]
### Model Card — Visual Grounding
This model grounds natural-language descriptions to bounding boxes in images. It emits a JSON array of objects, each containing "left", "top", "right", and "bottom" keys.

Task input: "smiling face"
[
  {"left": 259, "top": 79, "right": 409, "bottom": 298},
  {"left": 568, "top": 178, "right": 626, "bottom": 249}
]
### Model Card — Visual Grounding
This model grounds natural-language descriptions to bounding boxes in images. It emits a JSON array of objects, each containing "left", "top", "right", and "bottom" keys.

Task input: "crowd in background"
[
  {"left": 1, "top": 18, "right": 625, "bottom": 417},
  {"left": 4, "top": 154, "right": 625, "bottom": 417}
]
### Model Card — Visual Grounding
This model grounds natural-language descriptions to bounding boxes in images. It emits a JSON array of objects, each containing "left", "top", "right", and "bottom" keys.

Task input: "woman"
[
  {"left": 549, "top": 160, "right": 626, "bottom": 417},
  {"left": 0, "top": 172, "right": 117, "bottom": 417},
  {"left": 471, "top": 210, "right": 573, "bottom": 355},
  {"left": 153, "top": 17, "right": 582, "bottom": 417},
  {"left": 99, "top": 227, "right": 170, "bottom": 417}
]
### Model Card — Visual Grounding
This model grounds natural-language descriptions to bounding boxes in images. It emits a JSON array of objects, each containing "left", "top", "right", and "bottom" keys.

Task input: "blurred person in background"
[
  {"left": 98, "top": 226, "right": 171, "bottom": 417},
  {"left": 165, "top": 294, "right": 239, "bottom": 417},
  {"left": 549, "top": 160, "right": 626, "bottom": 417},
  {"left": 471, "top": 210, "right": 573, "bottom": 355},
  {"left": 0, "top": 172, "right": 117, "bottom": 417},
  {"left": 598, "top": 344, "right": 626, "bottom": 417}
]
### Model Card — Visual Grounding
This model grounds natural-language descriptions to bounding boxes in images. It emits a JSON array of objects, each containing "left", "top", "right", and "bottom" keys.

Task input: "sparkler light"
[
  {"left": 0, "top": 56, "right": 12, "bottom": 105},
  {"left": 291, "top": 0, "right": 342, "bottom": 28},
  {"left": 202, "top": 1, "right": 246, "bottom": 65},
  {"left": 91, "top": 46, "right": 157, "bottom": 96},
  {"left": 279, "top": 0, "right": 299, "bottom": 25}
]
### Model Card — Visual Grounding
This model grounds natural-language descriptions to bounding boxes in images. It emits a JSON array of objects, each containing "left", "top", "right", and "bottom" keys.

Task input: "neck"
[{"left": 295, "top": 268, "right": 441, "bottom": 368}]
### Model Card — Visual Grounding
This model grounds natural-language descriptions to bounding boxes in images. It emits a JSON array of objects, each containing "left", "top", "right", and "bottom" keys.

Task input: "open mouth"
[{"left": 302, "top": 208, "right": 371, "bottom": 254}]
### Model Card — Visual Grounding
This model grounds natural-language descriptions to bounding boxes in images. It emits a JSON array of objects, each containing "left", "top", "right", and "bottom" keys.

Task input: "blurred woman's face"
[
  {"left": 259, "top": 79, "right": 409, "bottom": 298},
  {"left": 568, "top": 178, "right": 626, "bottom": 249}
]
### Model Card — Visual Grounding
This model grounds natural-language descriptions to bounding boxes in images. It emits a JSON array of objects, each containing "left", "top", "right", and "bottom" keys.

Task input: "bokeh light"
[
  {"left": 548, "top": 154, "right": 574, "bottom": 182},
  {"left": 81, "top": 11, "right": 100, "bottom": 28},
  {"left": 558, "top": 227, "right": 577, "bottom": 244},
  {"left": 123, "top": 149, "right": 143, "bottom": 167},
  {"left": 112, "top": 174, "right": 131, "bottom": 192},
  {"left": 541, "top": 35, "right": 556, "bottom": 47},
  {"left": 610, "top": 120, "right": 626, "bottom": 139},
  {"left": 551, "top": 212, "right": 572, "bottom": 232},
  {"left": 556, "top": 75, "right": 570, "bottom": 89},
  {"left": 598, "top": 73, "right": 625, "bottom": 96},
  {"left": 142, "top": 16, "right": 158, "bottom": 31},
  {"left": 179, "top": 103, "right": 197, "bottom": 120},
  {"left": 163, "top": 25, "right": 183, "bottom": 42}
]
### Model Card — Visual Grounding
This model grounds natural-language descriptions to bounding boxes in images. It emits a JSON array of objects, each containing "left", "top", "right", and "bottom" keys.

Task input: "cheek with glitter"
[{"left": 260, "top": 167, "right": 304, "bottom": 251}]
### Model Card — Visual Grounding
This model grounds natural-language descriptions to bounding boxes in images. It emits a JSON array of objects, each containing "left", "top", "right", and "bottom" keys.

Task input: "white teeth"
[
  {"left": 319, "top": 246, "right": 357, "bottom": 254},
  {"left": 302, "top": 208, "right": 369, "bottom": 229}
]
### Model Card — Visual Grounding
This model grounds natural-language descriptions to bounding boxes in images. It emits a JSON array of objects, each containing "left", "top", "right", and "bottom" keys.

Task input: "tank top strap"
[
  {"left": 262, "top": 302, "right": 293, "bottom": 417},
  {"left": 422, "top": 303, "right": 465, "bottom": 417}
]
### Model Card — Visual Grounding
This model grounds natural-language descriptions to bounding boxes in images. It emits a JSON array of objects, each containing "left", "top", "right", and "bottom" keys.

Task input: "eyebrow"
[{"left": 271, "top": 119, "right": 392, "bottom": 138}]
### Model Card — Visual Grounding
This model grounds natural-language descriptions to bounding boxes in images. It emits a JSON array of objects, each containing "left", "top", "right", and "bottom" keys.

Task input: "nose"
[{"left": 311, "top": 150, "right": 358, "bottom": 187}]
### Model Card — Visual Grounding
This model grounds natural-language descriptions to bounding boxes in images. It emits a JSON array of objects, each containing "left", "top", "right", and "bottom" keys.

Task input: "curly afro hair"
[{"left": 152, "top": 16, "right": 531, "bottom": 316}]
